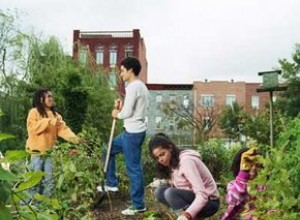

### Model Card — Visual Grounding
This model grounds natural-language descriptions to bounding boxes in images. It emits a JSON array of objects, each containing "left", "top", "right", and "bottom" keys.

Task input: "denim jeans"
[
  {"left": 154, "top": 186, "right": 220, "bottom": 218},
  {"left": 28, "top": 155, "right": 54, "bottom": 198},
  {"left": 105, "top": 130, "right": 146, "bottom": 209}
]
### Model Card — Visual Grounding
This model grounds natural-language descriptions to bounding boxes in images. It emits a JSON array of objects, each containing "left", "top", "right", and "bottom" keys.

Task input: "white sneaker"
[
  {"left": 96, "top": 185, "right": 119, "bottom": 192},
  {"left": 121, "top": 206, "right": 147, "bottom": 215}
]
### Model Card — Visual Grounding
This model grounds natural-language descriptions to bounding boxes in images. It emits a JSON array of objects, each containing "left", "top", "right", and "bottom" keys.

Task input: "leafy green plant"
[
  {"left": 252, "top": 117, "right": 300, "bottom": 219},
  {"left": 51, "top": 127, "right": 104, "bottom": 219},
  {"left": 196, "top": 139, "right": 231, "bottom": 182},
  {"left": 1, "top": 139, "right": 60, "bottom": 219}
]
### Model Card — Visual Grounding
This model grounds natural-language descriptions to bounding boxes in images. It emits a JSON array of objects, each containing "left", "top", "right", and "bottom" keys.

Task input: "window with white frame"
[
  {"left": 169, "top": 117, "right": 175, "bottom": 131},
  {"left": 109, "top": 51, "right": 117, "bottom": 67},
  {"left": 95, "top": 46, "right": 104, "bottom": 65},
  {"left": 203, "top": 116, "right": 211, "bottom": 130},
  {"left": 108, "top": 72, "right": 117, "bottom": 90},
  {"left": 200, "top": 94, "right": 215, "bottom": 106},
  {"left": 79, "top": 47, "right": 87, "bottom": 64},
  {"left": 156, "top": 95, "right": 162, "bottom": 109},
  {"left": 251, "top": 96, "right": 259, "bottom": 109},
  {"left": 169, "top": 94, "right": 176, "bottom": 102},
  {"left": 109, "top": 44, "right": 118, "bottom": 67},
  {"left": 226, "top": 94, "right": 236, "bottom": 106},
  {"left": 183, "top": 95, "right": 189, "bottom": 108},
  {"left": 124, "top": 43, "right": 133, "bottom": 57},
  {"left": 155, "top": 117, "right": 162, "bottom": 129}
]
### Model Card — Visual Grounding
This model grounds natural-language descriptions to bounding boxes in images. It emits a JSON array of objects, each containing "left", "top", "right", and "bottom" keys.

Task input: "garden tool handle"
[{"left": 103, "top": 118, "right": 116, "bottom": 173}]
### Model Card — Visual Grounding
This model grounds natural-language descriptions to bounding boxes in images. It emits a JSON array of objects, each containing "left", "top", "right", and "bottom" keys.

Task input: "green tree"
[
  {"left": 0, "top": 9, "right": 30, "bottom": 151},
  {"left": 62, "top": 72, "right": 88, "bottom": 133},
  {"left": 219, "top": 102, "right": 248, "bottom": 141},
  {"left": 277, "top": 44, "right": 300, "bottom": 117}
]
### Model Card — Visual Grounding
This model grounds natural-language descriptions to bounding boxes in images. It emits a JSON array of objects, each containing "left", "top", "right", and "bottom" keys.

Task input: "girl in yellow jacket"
[{"left": 26, "top": 88, "right": 80, "bottom": 200}]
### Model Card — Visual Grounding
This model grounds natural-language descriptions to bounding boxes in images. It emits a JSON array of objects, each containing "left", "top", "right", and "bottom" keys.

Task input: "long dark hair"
[
  {"left": 32, "top": 88, "right": 56, "bottom": 118},
  {"left": 148, "top": 133, "right": 182, "bottom": 179}
]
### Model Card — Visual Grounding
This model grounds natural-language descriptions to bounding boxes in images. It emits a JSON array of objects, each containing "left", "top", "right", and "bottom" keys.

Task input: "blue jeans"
[
  {"left": 154, "top": 186, "right": 220, "bottom": 218},
  {"left": 105, "top": 130, "right": 146, "bottom": 209},
  {"left": 28, "top": 155, "right": 54, "bottom": 198}
]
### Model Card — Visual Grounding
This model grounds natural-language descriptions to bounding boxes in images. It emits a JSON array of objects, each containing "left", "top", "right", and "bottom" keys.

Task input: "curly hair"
[
  {"left": 32, "top": 88, "right": 56, "bottom": 118},
  {"left": 148, "top": 133, "right": 182, "bottom": 179}
]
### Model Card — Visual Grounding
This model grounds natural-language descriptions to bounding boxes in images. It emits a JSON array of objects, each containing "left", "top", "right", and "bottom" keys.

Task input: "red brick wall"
[
  {"left": 245, "top": 83, "right": 270, "bottom": 115},
  {"left": 72, "top": 29, "right": 148, "bottom": 83}
]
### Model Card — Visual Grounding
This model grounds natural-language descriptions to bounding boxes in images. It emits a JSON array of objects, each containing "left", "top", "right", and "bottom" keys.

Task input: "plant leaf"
[
  {"left": 16, "top": 171, "right": 44, "bottom": 191},
  {"left": 0, "top": 203, "right": 13, "bottom": 220},
  {"left": 0, "top": 167, "right": 19, "bottom": 181},
  {"left": 0, "top": 133, "right": 15, "bottom": 142}
]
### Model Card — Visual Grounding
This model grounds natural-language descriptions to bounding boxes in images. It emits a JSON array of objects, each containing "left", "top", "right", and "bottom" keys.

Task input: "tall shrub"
[{"left": 252, "top": 117, "right": 300, "bottom": 219}]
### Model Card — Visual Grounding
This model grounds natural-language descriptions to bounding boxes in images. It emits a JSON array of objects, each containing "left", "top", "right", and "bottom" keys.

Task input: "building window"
[
  {"left": 200, "top": 94, "right": 215, "bottom": 106},
  {"left": 183, "top": 95, "right": 189, "bottom": 108},
  {"left": 251, "top": 96, "right": 259, "bottom": 109},
  {"left": 169, "top": 94, "right": 176, "bottom": 102},
  {"left": 79, "top": 47, "right": 88, "bottom": 64},
  {"left": 155, "top": 117, "right": 162, "bottom": 129},
  {"left": 124, "top": 43, "right": 134, "bottom": 57},
  {"left": 203, "top": 117, "right": 211, "bottom": 130},
  {"left": 109, "top": 51, "right": 117, "bottom": 67},
  {"left": 169, "top": 117, "right": 175, "bottom": 131},
  {"left": 95, "top": 45, "right": 104, "bottom": 65},
  {"left": 108, "top": 72, "right": 117, "bottom": 90},
  {"left": 156, "top": 95, "right": 162, "bottom": 109},
  {"left": 109, "top": 44, "right": 118, "bottom": 67},
  {"left": 226, "top": 94, "right": 236, "bottom": 106}
]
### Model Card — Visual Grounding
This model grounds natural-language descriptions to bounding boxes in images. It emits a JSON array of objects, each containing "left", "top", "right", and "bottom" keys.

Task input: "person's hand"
[
  {"left": 149, "top": 178, "right": 168, "bottom": 188},
  {"left": 114, "top": 98, "right": 123, "bottom": 110},
  {"left": 49, "top": 118, "right": 62, "bottom": 127},
  {"left": 177, "top": 216, "right": 188, "bottom": 220},
  {"left": 177, "top": 212, "right": 192, "bottom": 220},
  {"left": 240, "top": 148, "right": 261, "bottom": 171},
  {"left": 111, "top": 109, "right": 119, "bottom": 119}
]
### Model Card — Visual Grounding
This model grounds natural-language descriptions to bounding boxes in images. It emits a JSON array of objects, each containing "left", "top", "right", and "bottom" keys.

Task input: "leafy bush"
[
  {"left": 196, "top": 139, "right": 231, "bottom": 182},
  {"left": 252, "top": 117, "right": 300, "bottom": 219},
  {"left": 0, "top": 136, "right": 60, "bottom": 219},
  {"left": 52, "top": 127, "right": 104, "bottom": 219}
]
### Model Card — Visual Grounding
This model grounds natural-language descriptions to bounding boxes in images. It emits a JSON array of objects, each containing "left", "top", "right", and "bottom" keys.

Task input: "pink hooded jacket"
[{"left": 171, "top": 150, "right": 219, "bottom": 218}]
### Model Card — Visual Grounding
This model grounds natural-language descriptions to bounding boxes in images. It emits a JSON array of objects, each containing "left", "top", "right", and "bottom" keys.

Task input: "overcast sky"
[{"left": 2, "top": 0, "right": 300, "bottom": 84}]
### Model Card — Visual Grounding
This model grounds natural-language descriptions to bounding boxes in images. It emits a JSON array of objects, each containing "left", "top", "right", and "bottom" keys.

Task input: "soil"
[{"left": 92, "top": 188, "right": 175, "bottom": 220}]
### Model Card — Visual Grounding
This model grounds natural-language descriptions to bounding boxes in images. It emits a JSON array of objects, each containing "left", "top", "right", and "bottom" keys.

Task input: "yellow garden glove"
[{"left": 240, "top": 147, "right": 261, "bottom": 171}]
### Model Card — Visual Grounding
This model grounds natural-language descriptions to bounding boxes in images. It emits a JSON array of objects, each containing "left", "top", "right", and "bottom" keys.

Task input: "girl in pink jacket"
[
  {"left": 148, "top": 133, "right": 220, "bottom": 220},
  {"left": 221, "top": 147, "right": 263, "bottom": 220}
]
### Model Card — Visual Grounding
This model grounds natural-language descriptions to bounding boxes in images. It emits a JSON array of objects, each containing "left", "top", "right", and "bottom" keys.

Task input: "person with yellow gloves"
[{"left": 221, "top": 147, "right": 263, "bottom": 220}]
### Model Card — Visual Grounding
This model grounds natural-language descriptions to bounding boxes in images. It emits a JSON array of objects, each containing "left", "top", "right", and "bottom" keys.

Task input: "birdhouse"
[{"left": 258, "top": 70, "right": 281, "bottom": 89}]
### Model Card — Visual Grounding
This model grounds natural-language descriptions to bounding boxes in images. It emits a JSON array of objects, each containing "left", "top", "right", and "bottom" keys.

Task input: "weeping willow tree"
[{"left": 0, "top": 9, "right": 116, "bottom": 151}]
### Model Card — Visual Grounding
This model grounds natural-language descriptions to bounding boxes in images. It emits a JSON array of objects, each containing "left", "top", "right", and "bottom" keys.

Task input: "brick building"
[
  {"left": 145, "top": 80, "right": 271, "bottom": 142},
  {"left": 193, "top": 80, "right": 270, "bottom": 138},
  {"left": 72, "top": 29, "right": 148, "bottom": 89},
  {"left": 146, "top": 84, "right": 194, "bottom": 145},
  {"left": 245, "top": 83, "right": 270, "bottom": 115},
  {"left": 71, "top": 28, "right": 275, "bottom": 141}
]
